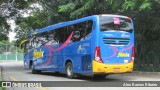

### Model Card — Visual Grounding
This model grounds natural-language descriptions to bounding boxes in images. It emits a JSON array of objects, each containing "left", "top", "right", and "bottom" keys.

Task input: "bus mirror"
[
  {"left": 20, "top": 45, "right": 23, "bottom": 49},
  {"left": 20, "top": 40, "right": 28, "bottom": 49}
]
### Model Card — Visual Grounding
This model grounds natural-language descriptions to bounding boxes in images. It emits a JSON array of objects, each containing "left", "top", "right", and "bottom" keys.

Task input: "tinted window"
[
  {"left": 71, "top": 20, "right": 93, "bottom": 42},
  {"left": 100, "top": 16, "right": 132, "bottom": 33},
  {"left": 56, "top": 20, "right": 93, "bottom": 43},
  {"left": 30, "top": 20, "right": 93, "bottom": 46}
]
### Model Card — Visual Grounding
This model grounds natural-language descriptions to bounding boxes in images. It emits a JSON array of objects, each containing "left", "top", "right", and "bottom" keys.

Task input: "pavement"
[
  {"left": 0, "top": 66, "right": 1, "bottom": 75},
  {"left": 0, "top": 61, "right": 160, "bottom": 90}
]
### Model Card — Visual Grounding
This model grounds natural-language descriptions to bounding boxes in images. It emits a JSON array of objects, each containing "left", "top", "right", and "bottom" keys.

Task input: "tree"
[
  {"left": 0, "top": 0, "right": 160, "bottom": 70},
  {"left": 0, "top": 0, "right": 36, "bottom": 41}
]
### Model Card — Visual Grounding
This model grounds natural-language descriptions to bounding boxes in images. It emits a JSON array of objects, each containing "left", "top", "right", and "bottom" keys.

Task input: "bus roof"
[
  {"left": 28, "top": 14, "right": 130, "bottom": 36},
  {"left": 29, "top": 15, "right": 97, "bottom": 36}
]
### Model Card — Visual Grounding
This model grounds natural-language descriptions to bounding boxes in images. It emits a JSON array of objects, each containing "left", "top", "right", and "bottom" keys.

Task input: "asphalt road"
[{"left": 1, "top": 61, "right": 160, "bottom": 90}]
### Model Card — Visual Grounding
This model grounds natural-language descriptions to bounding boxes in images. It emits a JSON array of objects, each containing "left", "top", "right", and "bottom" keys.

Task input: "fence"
[{"left": 0, "top": 54, "right": 24, "bottom": 61}]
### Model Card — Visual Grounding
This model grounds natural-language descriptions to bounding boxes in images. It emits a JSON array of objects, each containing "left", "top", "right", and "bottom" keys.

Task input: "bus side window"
[
  {"left": 28, "top": 36, "right": 33, "bottom": 49},
  {"left": 21, "top": 41, "right": 27, "bottom": 54},
  {"left": 28, "top": 35, "right": 37, "bottom": 49},
  {"left": 85, "top": 20, "right": 93, "bottom": 39},
  {"left": 40, "top": 33, "right": 45, "bottom": 46},
  {"left": 45, "top": 31, "right": 52, "bottom": 45},
  {"left": 42, "top": 32, "right": 49, "bottom": 46},
  {"left": 25, "top": 41, "right": 29, "bottom": 54},
  {"left": 71, "top": 24, "right": 77, "bottom": 42},
  {"left": 31, "top": 36, "right": 37, "bottom": 48},
  {"left": 73, "top": 23, "right": 79, "bottom": 42},
  {"left": 35, "top": 36, "right": 38, "bottom": 47},
  {"left": 36, "top": 34, "right": 43, "bottom": 47},
  {"left": 62, "top": 26, "right": 68, "bottom": 43},
  {"left": 80, "top": 21, "right": 87, "bottom": 40},
  {"left": 52, "top": 28, "right": 60, "bottom": 44},
  {"left": 58, "top": 28, "right": 63, "bottom": 43},
  {"left": 68, "top": 25, "right": 74, "bottom": 42}
]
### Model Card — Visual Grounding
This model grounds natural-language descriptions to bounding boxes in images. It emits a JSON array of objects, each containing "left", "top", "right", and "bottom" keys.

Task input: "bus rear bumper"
[{"left": 92, "top": 60, "right": 133, "bottom": 74}]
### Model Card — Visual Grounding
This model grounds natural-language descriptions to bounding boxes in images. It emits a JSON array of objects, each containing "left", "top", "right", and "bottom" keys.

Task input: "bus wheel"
[
  {"left": 93, "top": 75, "right": 107, "bottom": 78},
  {"left": 30, "top": 63, "right": 41, "bottom": 74},
  {"left": 66, "top": 62, "right": 74, "bottom": 79},
  {"left": 55, "top": 72, "right": 60, "bottom": 74}
]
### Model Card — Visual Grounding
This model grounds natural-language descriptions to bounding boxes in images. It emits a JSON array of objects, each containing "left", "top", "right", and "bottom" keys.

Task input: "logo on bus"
[
  {"left": 117, "top": 52, "right": 129, "bottom": 57},
  {"left": 115, "top": 40, "right": 119, "bottom": 44},
  {"left": 33, "top": 49, "right": 44, "bottom": 58}
]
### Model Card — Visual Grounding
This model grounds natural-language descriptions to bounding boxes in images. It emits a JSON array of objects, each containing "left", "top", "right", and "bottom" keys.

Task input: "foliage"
[
  {"left": 0, "top": 16, "right": 10, "bottom": 41},
  {"left": 0, "top": 40, "right": 23, "bottom": 54},
  {"left": 0, "top": 34, "right": 8, "bottom": 41},
  {"left": 0, "top": 0, "right": 36, "bottom": 40},
  {"left": 15, "top": 10, "right": 49, "bottom": 40},
  {"left": 0, "top": 0, "right": 160, "bottom": 71}
]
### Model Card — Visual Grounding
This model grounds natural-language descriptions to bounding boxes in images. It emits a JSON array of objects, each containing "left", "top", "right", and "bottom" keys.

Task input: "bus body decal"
[
  {"left": 43, "top": 32, "right": 74, "bottom": 66},
  {"left": 106, "top": 46, "right": 117, "bottom": 59},
  {"left": 33, "top": 49, "right": 44, "bottom": 58},
  {"left": 43, "top": 47, "right": 52, "bottom": 66},
  {"left": 47, "top": 32, "right": 73, "bottom": 52},
  {"left": 119, "top": 45, "right": 133, "bottom": 52},
  {"left": 106, "top": 45, "right": 133, "bottom": 59}
]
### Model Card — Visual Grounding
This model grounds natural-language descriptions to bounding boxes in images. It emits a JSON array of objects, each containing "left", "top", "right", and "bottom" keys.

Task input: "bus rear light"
[
  {"left": 95, "top": 46, "right": 103, "bottom": 63},
  {"left": 99, "top": 14, "right": 103, "bottom": 17},
  {"left": 128, "top": 16, "right": 131, "bottom": 19},
  {"left": 130, "top": 47, "right": 134, "bottom": 63}
]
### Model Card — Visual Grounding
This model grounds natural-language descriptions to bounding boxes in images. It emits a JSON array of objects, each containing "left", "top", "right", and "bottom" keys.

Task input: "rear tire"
[
  {"left": 30, "top": 63, "right": 41, "bottom": 74},
  {"left": 66, "top": 62, "right": 75, "bottom": 79}
]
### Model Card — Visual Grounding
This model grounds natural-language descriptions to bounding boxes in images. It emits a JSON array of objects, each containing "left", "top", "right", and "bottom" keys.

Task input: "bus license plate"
[{"left": 114, "top": 68, "right": 120, "bottom": 72}]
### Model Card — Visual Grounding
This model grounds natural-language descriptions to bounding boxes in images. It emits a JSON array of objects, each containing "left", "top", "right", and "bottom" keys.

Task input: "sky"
[
  {"left": 8, "top": 32, "right": 16, "bottom": 42},
  {"left": 8, "top": 19, "right": 16, "bottom": 42},
  {"left": 7, "top": 10, "right": 32, "bottom": 42},
  {"left": 7, "top": 12, "right": 31, "bottom": 42}
]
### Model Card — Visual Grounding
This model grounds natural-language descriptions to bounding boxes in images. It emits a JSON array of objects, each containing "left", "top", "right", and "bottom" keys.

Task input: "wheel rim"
[
  {"left": 67, "top": 66, "right": 72, "bottom": 76},
  {"left": 31, "top": 64, "right": 34, "bottom": 70}
]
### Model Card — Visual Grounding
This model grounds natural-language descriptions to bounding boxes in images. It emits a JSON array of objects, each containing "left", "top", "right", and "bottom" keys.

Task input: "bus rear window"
[{"left": 99, "top": 16, "right": 132, "bottom": 33}]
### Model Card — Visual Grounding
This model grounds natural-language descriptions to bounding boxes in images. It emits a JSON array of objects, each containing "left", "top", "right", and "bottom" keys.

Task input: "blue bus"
[{"left": 21, "top": 14, "right": 134, "bottom": 78}]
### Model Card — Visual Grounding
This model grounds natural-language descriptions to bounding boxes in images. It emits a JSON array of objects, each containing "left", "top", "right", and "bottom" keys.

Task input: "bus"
[{"left": 20, "top": 14, "right": 134, "bottom": 79}]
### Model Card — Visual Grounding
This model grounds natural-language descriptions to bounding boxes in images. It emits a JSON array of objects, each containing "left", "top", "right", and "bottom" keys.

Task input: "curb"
[
  {"left": 0, "top": 66, "right": 2, "bottom": 79},
  {"left": 133, "top": 71, "right": 160, "bottom": 75},
  {"left": 123, "top": 71, "right": 160, "bottom": 78}
]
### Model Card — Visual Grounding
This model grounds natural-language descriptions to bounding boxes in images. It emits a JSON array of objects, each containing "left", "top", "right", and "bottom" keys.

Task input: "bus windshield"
[{"left": 99, "top": 16, "right": 132, "bottom": 33}]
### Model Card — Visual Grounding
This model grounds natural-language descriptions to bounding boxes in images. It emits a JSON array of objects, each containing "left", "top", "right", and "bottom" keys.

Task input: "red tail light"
[
  {"left": 130, "top": 47, "right": 134, "bottom": 63},
  {"left": 95, "top": 46, "right": 103, "bottom": 63},
  {"left": 99, "top": 14, "right": 103, "bottom": 17},
  {"left": 128, "top": 16, "right": 131, "bottom": 19}
]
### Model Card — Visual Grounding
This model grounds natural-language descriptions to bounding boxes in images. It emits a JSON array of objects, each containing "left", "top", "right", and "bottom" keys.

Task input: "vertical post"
[
  {"left": 5, "top": 45, "right": 7, "bottom": 61},
  {"left": 16, "top": 46, "right": 17, "bottom": 61}
]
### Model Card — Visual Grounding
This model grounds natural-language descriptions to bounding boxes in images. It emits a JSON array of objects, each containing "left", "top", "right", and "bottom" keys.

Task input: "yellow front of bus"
[{"left": 92, "top": 15, "right": 134, "bottom": 75}]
